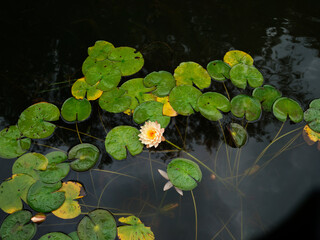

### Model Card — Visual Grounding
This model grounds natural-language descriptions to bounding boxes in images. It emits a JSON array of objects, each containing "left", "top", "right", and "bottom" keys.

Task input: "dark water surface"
[{"left": 1, "top": 0, "right": 320, "bottom": 239}]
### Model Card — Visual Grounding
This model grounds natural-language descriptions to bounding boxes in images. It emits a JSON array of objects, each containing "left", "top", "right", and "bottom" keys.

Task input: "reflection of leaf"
[
  {"left": 71, "top": 78, "right": 103, "bottom": 101},
  {"left": 52, "top": 181, "right": 84, "bottom": 219},
  {"left": 0, "top": 125, "right": 31, "bottom": 159},
  {"left": 0, "top": 210, "right": 36, "bottom": 240},
  {"left": 229, "top": 63, "right": 263, "bottom": 89},
  {"left": 39, "top": 232, "right": 72, "bottom": 240},
  {"left": 167, "top": 158, "right": 202, "bottom": 191},
  {"left": 105, "top": 126, "right": 143, "bottom": 160},
  {"left": 68, "top": 143, "right": 100, "bottom": 172},
  {"left": 17, "top": 102, "right": 60, "bottom": 139},
  {"left": 273, "top": 97, "right": 303, "bottom": 123},
  {"left": 174, "top": 62, "right": 211, "bottom": 89},
  {"left": 61, "top": 97, "right": 92, "bottom": 122},
  {"left": 0, "top": 174, "right": 35, "bottom": 214},
  {"left": 304, "top": 98, "right": 320, "bottom": 133},
  {"left": 143, "top": 71, "right": 176, "bottom": 97},
  {"left": 227, "top": 123, "right": 248, "bottom": 148},
  {"left": 223, "top": 50, "right": 253, "bottom": 67},
  {"left": 118, "top": 215, "right": 155, "bottom": 240},
  {"left": 252, "top": 85, "right": 282, "bottom": 112},
  {"left": 207, "top": 60, "right": 231, "bottom": 82},
  {"left": 231, "top": 95, "right": 262, "bottom": 122}
]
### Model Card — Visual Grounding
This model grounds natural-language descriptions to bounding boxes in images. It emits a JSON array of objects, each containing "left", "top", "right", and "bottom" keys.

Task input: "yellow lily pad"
[
  {"left": 71, "top": 78, "right": 103, "bottom": 101},
  {"left": 156, "top": 97, "right": 178, "bottom": 117},
  {"left": 118, "top": 215, "right": 155, "bottom": 240},
  {"left": 223, "top": 50, "right": 253, "bottom": 67}
]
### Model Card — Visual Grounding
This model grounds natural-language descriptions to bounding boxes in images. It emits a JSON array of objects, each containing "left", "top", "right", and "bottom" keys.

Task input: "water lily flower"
[
  {"left": 158, "top": 169, "right": 183, "bottom": 196},
  {"left": 138, "top": 121, "right": 165, "bottom": 148}
]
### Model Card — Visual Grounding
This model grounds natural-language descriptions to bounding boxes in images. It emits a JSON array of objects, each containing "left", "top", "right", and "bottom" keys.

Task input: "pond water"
[{"left": 1, "top": 0, "right": 320, "bottom": 239}]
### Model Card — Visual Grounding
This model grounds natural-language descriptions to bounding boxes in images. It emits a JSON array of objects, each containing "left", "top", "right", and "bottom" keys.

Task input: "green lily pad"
[
  {"left": 120, "top": 78, "right": 156, "bottom": 110},
  {"left": 12, "top": 153, "right": 48, "bottom": 180},
  {"left": 229, "top": 63, "right": 264, "bottom": 89},
  {"left": 304, "top": 99, "right": 320, "bottom": 133},
  {"left": 68, "top": 232, "right": 80, "bottom": 240},
  {"left": 88, "top": 40, "right": 114, "bottom": 61},
  {"left": 98, "top": 88, "right": 131, "bottom": 113},
  {"left": 68, "top": 143, "right": 100, "bottom": 172},
  {"left": 133, "top": 101, "right": 171, "bottom": 128},
  {"left": 169, "top": 85, "right": 202, "bottom": 116},
  {"left": 39, "top": 232, "right": 72, "bottom": 240},
  {"left": 252, "top": 85, "right": 282, "bottom": 111},
  {"left": 206, "top": 60, "right": 231, "bottom": 81},
  {"left": 71, "top": 78, "right": 103, "bottom": 101},
  {"left": 118, "top": 215, "right": 155, "bottom": 240},
  {"left": 197, "top": 92, "right": 231, "bottom": 121},
  {"left": 143, "top": 71, "right": 176, "bottom": 97},
  {"left": 77, "top": 209, "right": 117, "bottom": 240},
  {"left": 27, "top": 180, "right": 65, "bottom": 213},
  {"left": 18, "top": 102, "right": 60, "bottom": 139},
  {"left": 167, "top": 158, "right": 202, "bottom": 191},
  {"left": 107, "top": 47, "right": 144, "bottom": 76},
  {"left": 0, "top": 210, "right": 36, "bottom": 240},
  {"left": 227, "top": 123, "right": 248, "bottom": 148},
  {"left": 38, "top": 151, "right": 70, "bottom": 184},
  {"left": 223, "top": 50, "right": 254, "bottom": 67},
  {"left": 105, "top": 126, "right": 143, "bottom": 160},
  {"left": 0, "top": 174, "right": 35, "bottom": 214},
  {"left": 272, "top": 97, "right": 303, "bottom": 123},
  {"left": 231, "top": 95, "right": 262, "bottom": 122},
  {"left": 174, "top": 61, "right": 211, "bottom": 89},
  {"left": 0, "top": 125, "right": 31, "bottom": 159},
  {"left": 61, "top": 97, "right": 92, "bottom": 122}
]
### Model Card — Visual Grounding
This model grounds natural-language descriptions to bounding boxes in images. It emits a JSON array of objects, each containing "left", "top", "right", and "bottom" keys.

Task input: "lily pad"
[
  {"left": 71, "top": 78, "right": 103, "bottom": 101},
  {"left": 39, "top": 232, "right": 72, "bottom": 240},
  {"left": 252, "top": 85, "right": 282, "bottom": 111},
  {"left": 206, "top": 60, "right": 231, "bottom": 81},
  {"left": 0, "top": 174, "right": 35, "bottom": 214},
  {"left": 229, "top": 63, "right": 264, "bottom": 89},
  {"left": 107, "top": 47, "right": 144, "bottom": 76},
  {"left": 105, "top": 126, "right": 143, "bottom": 160},
  {"left": 120, "top": 78, "right": 156, "bottom": 110},
  {"left": 0, "top": 210, "right": 36, "bottom": 240},
  {"left": 273, "top": 97, "right": 303, "bottom": 123},
  {"left": 68, "top": 232, "right": 80, "bottom": 240},
  {"left": 174, "top": 62, "right": 211, "bottom": 89},
  {"left": 38, "top": 151, "right": 70, "bottom": 184},
  {"left": 223, "top": 50, "right": 254, "bottom": 67},
  {"left": 27, "top": 180, "right": 65, "bottom": 213},
  {"left": 18, "top": 102, "right": 60, "bottom": 139},
  {"left": 88, "top": 41, "right": 114, "bottom": 61},
  {"left": 156, "top": 96, "right": 178, "bottom": 117},
  {"left": 227, "top": 123, "right": 248, "bottom": 148},
  {"left": 167, "top": 158, "right": 202, "bottom": 191},
  {"left": 99, "top": 88, "right": 131, "bottom": 113},
  {"left": 231, "top": 95, "right": 262, "bottom": 122},
  {"left": 118, "top": 216, "right": 155, "bottom": 240},
  {"left": 68, "top": 143, "right": 100, "bottom": 172},
  {"left": 12, "top": 153, "right": 48, "bottom": 180},
  {"left": 61, "top": 97, "right": 92, "bottom": 122},
  {"left": 52, "top": 181, "right": 84, "bottom": 219},
  {"left": 304, "top": 98, "right": 320, "bottom": 133},
  {"left": 133, "top": 101, "right": 171, "bottom": 128},
  {"left": 197, "top": 92, "right": 231, "bottom": 121},
  {"left": 169, "top": 85, "right": 202, "bottom": 116},
  {"left": 77, "top": 209, "right": 117, "bottom": 240},
  {"left": 143, "top": 71, "right": 176, "bottom": 97},
  {"left": 0, "top": 125, "right": 31, "bottom": 159}
]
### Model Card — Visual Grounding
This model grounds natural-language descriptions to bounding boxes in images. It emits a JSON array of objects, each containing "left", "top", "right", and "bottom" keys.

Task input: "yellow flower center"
[{"left": 147, "top": 129, "right": 157, "bottom": 139}]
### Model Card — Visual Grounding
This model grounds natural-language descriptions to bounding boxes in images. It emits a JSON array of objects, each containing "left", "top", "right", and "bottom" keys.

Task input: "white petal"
[
  {"left": 158, "top": 169, "right": 169, "bottom": 180},
  {"left": 174, "top": 187, "right": 183, "bottom": 196},
  {"left": 164, "top": 181, "right": 173, "bottom": 191}
]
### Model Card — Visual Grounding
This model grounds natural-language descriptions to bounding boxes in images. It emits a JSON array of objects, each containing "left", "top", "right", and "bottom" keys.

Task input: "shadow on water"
[{"left": 0, "top": 0, "right": 320, "bottom": 239}]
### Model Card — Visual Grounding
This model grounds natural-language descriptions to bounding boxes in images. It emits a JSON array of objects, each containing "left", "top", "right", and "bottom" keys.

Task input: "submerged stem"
[{"left": 191, "top": 190, "right": 198, "bottom": 240}]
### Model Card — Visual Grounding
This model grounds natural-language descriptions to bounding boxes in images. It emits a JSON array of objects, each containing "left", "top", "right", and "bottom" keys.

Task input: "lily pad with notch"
[
  {"left": 223, "top": 50, "right": 254, "bottom": 67},
  {"left": 18, "top": 102, "right": 60, "bottom": 139},
  {"left": 252, "top": 85, "right": 282, "bottom": 111},
  {"left": 99, "top": 88, "right": 131, "bottom": 113},
  {"left": 229, "top": 63, "right": 264, "bottom": 89},
  {"left": 39, "top": 232, "right": 72, "bottom": 240},
  {"left": 0, "top": 210, "right": 36, "bottom": 240},
  {"left": 174, "top": 61, "right": 211, "bottom": 89},
  {"left": 105, "top": 126, "right": 143, "bottom": 160},
  {"left": 143, "top": 71, "right": 176, "bottom": 97},
  {"left": 206, "top": 60, "right": 231, "bottom": 82},
  {"left": 71, "top": 78, "right": 103, "bottom": 101},
  {"left": 0, "top": 125, "right": 31, "bottom": 159},
  {"left": 88, "top": 40, "right": 114, "bottom": 61},
  {"left": 231, "top": 95, "right": 262, "bottom": 122},
  {"left": 304, "top": 98, "right": 320, "bottom": 133},
  {"left": 197, "top": 92, "right": 231, "bottom": 121},
  {"left": 167, "top": 158, "right": 202, "bottom": 191},
  {"left": 61, "top": 97, "right": 92, "bottom": 122},
  {"left": 169, "top": 85, "right": 202, "bottom": 116},
  {"left": 117, "top": 215, "right": 154, "bottom": 240},
  {"left": 273, "top": 97, "right": 303, "bottom": 123},
  {"left": 227, "top": 123, "right": 248, "bottom": 148},
  {"left": 68, "top": 143, "right": 100, "bottom": 172},
  {"left": 77, "top": 209, "right": 117, "bottom": 240},
  {"left": 133, "top": 101, "right": 171, "bottom": 128}
]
